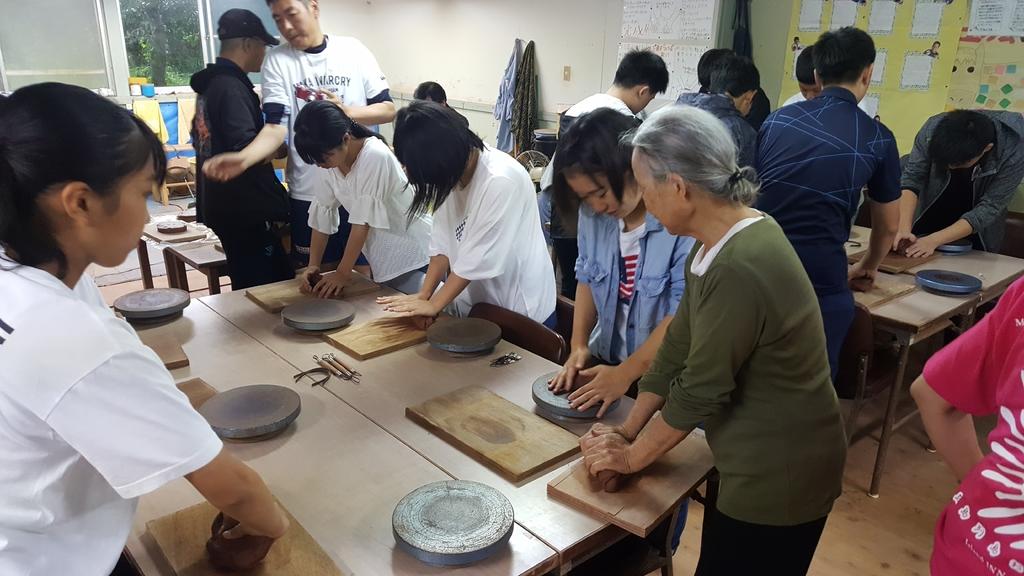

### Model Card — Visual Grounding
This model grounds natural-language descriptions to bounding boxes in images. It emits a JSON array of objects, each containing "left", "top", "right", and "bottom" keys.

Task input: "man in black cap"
[{"left": 190, "top": 9, "right": 293, "bottom": 289}]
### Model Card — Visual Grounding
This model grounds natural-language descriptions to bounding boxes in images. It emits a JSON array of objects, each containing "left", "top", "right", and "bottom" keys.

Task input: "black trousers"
[
  {"left": 695, "top": 508, "right": 828, "bottom": 576},
  {"left": 552, "top": 236, "right": 578, "bottom": 299},
  {"left": 211, "top": 220, "right": 294, "bottom": 290}
]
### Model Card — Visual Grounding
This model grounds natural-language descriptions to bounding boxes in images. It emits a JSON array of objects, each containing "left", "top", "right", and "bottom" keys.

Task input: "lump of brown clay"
[{"left": 206, "top": 512, "right": 274, "bottom": 571}]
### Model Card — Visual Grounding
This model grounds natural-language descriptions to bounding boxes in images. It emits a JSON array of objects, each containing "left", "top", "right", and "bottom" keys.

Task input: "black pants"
[
  {"left": 552, "top": 236, "right": 578, "bottom": 299},
  {"left": 695, "top": 508, "right": 828, "bottom": 576},
  {"left": 211, "top": 220, "right": 294, "bottom": 290}
]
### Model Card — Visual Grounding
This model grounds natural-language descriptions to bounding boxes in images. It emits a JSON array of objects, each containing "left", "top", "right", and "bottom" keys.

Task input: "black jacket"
[{"left": 190, "top": 59, "right": 289, "bottom": 227}]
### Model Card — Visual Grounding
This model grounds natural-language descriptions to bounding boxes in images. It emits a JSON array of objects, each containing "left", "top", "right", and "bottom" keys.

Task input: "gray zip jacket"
[{"left": 901, "top": 110, "right": 1024, "bottom": 252}]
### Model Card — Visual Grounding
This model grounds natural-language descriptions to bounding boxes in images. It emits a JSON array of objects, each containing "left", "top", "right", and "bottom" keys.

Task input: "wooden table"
[
  {"left": 126, "top": 302, "right": 558, "bottom": 576},
  {"left": 163, "top": 244, "right": 228, "bottom": 295},
  {"left": 201, "top": 284, "right": 715, "bottom": 573}
]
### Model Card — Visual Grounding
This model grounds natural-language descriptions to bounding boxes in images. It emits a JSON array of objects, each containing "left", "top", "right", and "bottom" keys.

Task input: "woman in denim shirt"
[{"left": 548, "top": 108, "right": 695, "bottom": 417}]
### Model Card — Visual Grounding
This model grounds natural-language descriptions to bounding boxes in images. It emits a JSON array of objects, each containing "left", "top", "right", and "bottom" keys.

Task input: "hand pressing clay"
[
  {"left": 596, "top": 470, "right": 624, "bottom": 493},
  {"left": 206, "top": 512, "right": 274, "bottom": 571},
  {"left": 849, "top": 276, "right": 875, "bottom": 293}
]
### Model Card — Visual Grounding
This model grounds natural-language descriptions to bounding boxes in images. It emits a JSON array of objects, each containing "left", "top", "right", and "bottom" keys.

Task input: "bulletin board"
[
  {"left": 782, "top": 0, "right": 968, "bottom": 154},
  {"left": 947, "top": 0, "right": 1024, "bottom": 113},
  {"left": 617, "top": 0, "right": 722, "bottom": 100}
]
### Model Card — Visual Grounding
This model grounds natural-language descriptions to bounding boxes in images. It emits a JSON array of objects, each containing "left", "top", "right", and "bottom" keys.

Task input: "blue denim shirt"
[{"left": 575, "top": 207, "right": 694, "bottom": 363}]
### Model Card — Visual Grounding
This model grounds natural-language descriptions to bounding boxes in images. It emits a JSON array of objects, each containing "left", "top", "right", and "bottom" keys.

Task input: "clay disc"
[
  {"left": 915, "top": 269, "right": 983, "bottom": 296},
  {"left": 197, "top": 385, "right": 301, "bottom": 440},
  {"left": 157, "top": 221, "right": 188, "bottom": 234},
  {"left": 426, "top": 318, "right": 502, "bottom": 354},
  {"left": 281, "top": 299, "right": 355, "bottom": 332},
  {"left": 936, "top": 239, "right": 973, "bottom": 254},
  {"left": 531, "top": 371, "right": 620, "bottom": 420},
  {"left": 114, "top": 289, "right": 190, "bottom": 320},
  {"left": 393, "top": 480, "right": 514, "bottom": 567}
]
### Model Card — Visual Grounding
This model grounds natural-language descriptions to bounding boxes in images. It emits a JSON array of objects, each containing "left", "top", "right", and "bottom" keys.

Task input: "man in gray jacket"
[{"left": 895, "top": 110, "right": 1024, "bottom": 256}]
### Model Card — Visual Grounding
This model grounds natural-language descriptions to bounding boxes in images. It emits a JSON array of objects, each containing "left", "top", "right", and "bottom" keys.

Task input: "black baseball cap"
[{"left": 217, "top": 9, "right": 279, "bottom": 46}]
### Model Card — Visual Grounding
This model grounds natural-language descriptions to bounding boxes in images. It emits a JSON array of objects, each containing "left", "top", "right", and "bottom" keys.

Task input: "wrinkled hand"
[
  {"left": 848, "top": 261, "right": 877, "bottom": 292},
  {"left": 892, "top": 230, "right": 917, "bottom": 255},
  {"left": 297, "top": 267, "right": 321, "bottom": 295},
  {"left": 581, "top": 422, "right": 633, "bottom": 444},
  {"left": 566, "top": 364, "right": 632, "bottom": 418},
  {"left": 378, "top": 294, "right": 438, "bottom": 318},
  {"left": 905, "top": 235, "right": 940, "bottom": 258},
  {"left": 312, "top": 270, "right": 349, "bottom": 299},
  {"left": 548, "top": 347, "right": 591, "bottom": 394},
  {"left": 581, "top": 432, "right": 633, "bottom": 477},
  {"left": 203, "top": 152, "right": 248, "bottom": 182}
]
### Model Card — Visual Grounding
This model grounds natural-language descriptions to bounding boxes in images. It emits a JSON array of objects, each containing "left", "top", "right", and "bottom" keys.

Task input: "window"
[
  {"left": 119, "top": 0, "right": 205, "bottom": 87},
  {"left": 0, "top": 0, "right": 114, "bottom": 92},
  {"left": 202, "top": 0, "right": 279, "bottom": 84}
]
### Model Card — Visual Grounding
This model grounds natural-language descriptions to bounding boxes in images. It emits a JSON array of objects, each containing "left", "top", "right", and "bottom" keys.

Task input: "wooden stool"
[{"left": 162, "top": 244, "right": 229, "bottom": 294}]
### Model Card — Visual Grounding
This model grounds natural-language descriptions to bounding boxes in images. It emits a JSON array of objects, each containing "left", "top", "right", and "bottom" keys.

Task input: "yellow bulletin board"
[
  {"left": 782, "top": 0, "right": 969, "bottom": 154},
  {"left": 947, "top": 33, "right": 1024, "bottom": 113}
]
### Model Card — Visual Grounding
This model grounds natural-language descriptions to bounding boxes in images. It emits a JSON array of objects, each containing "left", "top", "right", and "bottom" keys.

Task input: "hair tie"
[{"left": 729, "top": 169, "right": 743, "bottom": 184}]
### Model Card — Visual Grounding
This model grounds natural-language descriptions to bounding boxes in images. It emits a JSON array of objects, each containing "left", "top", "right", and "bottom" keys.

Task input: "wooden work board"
[
  {"left": 176, "top": 378, "right": 217, "bottom": 410},
  {"left": 849, "top": 249, "right": 938, "bottom": 274},
  {"left": 245, "top": 274, "right": 379, "bottom": 313},
  {"left": 138, "top": 330, "right": 190, "bottom": 370},
  {"left": 406, "top": 385, "right": 580, "bottom": 483},
  {"left": 324, "top": 316, "right": 427, "bottom": 361},
  {"left": 547, "top": 433, "right": 715, "bottom": 537},
  {"left": 147, "top": 501, "right": 343, "bottom": 576},
  {"left": 853, "top": 273, "right": 917, "bottom": 310}
]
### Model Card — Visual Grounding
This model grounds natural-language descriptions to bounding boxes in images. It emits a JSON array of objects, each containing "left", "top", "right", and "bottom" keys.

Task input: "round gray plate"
[
  {"left": 281, "top": 299, "right": 355, "bottom": 332},
  {"left": 427, "top": 318, "right": 502, "bottom": 354},
  {"left": 114, "top": 289, "right": 190, "bottom": 320},
  {"left": 937, "top": 240, "right": 973, "bottom": 254},
  {"left": 393, "top": 480, "right": 514, "bottom": 567},
  {"left": 532, "top": 371, "right": 620, "bottom": 420},
  {"left": 197, "top": 385, "right": 301, "bottom": 440}
]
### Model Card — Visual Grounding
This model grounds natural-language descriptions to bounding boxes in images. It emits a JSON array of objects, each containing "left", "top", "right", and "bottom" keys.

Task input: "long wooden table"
[
  {"left": 846, "top": 226, "right": 1024, "bottom": 496},
  {"left": 126, "top": 301, "right": 559, "bottom": 576},
  {"left": 200, "top": 285, "right": 715, "bottom": 573}
]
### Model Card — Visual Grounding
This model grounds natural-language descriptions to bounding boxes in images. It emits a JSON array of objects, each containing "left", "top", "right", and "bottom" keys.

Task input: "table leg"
[
  {"left": 206, "top": 269, "right": 221, "bottom": 295},
  {"left": 162, "top": 248, "right": 189, "bottom": 292},
  {"left": 869, "top": 339, "right": 912, "bottom": 498},
  {"left": 137, "top": 239, "right": 154, "bottom": 290}
]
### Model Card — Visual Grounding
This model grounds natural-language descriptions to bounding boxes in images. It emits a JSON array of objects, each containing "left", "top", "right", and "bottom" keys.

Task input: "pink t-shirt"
[{"left": 927, "top": 277, "right": 1024, "bottom": 575}]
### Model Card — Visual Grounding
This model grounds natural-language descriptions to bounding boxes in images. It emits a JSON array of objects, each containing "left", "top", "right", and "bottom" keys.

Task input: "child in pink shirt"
[{"left": 913, "top": 277, "right": 1024, "bottom": 575}]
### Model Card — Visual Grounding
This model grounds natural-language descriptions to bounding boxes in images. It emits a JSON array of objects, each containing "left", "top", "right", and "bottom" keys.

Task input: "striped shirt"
[{"left": 619, "top": 223, "right": 645, "bottom": 300}]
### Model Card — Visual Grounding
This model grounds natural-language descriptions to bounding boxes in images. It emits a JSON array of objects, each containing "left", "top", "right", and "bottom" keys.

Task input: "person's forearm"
[
  {"left": 898, "top": 190, "right": 918, "bottom": 233},
  {"left": 864, "top": 200, "right": 900, "bottom": 269},
  {"left": 924, "top": 219, "right": 974, "bottom": 247},
  {"left": 419, "top": 255, "right": 448, "bottom": 299},
  {"left": 618, "top": 316, "right": 673, "bottom": 381},
  {"left": 626, "top": 414, "right": 689, "bottom": 471},
  {"left": 336, "top": 224, "right": 369, "bottom": 276},
  {"left": 911, "top": 376, "right": 984, "bottom": 481},
  {"left": 344, "top": 102, "right": 397, "bottom": 126},
  {"left": 306, "top": 229, "right": 329, "bottom": 270},
  {"left": 235, "top": 124, "right": 288, "bottom": 170},
  {"left": 570, "top": 283, "right": 598, "bottom": 351},
  {"left": 428, "top": 272, "right": 471, "bottom": 313},
  {"left": 187, "top": 452, "right": 287, "bottom": 538},
  {"left": 621, "top": 392, "right": 666, "bottom": 441}
]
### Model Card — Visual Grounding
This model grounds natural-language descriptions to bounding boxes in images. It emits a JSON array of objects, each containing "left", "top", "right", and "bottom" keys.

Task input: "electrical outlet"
[{"left": 563, "top": 66, "right": 572, "bottom": 81}]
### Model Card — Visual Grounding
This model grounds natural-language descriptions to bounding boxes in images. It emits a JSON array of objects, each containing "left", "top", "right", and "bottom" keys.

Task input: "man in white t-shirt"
[
  {"left": 782, "top": 44, "right": 870, "bottom": 113},
  {"left": 205, "top": 0, "right": 396, "bottom": 268},
  {"left": 538, "top": 49, "right": 668, "bottom": 298}
]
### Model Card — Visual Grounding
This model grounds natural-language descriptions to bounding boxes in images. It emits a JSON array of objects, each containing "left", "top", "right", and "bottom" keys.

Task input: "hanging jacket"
[
  {"left": 494, "top": 39, "right": 523, "bottom": 153},
  {"left": 511, "top": 40, "right": 538, "bottom": 155}
]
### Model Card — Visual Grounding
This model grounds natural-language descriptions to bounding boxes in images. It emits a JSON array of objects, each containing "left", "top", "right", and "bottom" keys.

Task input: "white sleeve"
[
  {"left": 47, "top": 350, "right": 223, "bottom": 500},
  {"left": 308, "top": 171, "right": 342, "bottom": 235},
  {"left": 449, "top": 178, "right": 517, "bottom": 281},
  {"left": 347, "top": 145, "right": 404, "bottom": 229},
  {"left": 429, "top": 207, "right": 450, "bottom": 257},
  {"left": 354, "top": 40, "right": 389, "bottom": 100},
  {"left": 260, "top": 52, "right": 291, "bottom": 112}
]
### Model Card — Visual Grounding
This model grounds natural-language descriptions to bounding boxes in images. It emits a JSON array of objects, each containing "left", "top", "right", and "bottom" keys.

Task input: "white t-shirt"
[
  {"left": 782, "top": 91, "right": 872, "bottom": 113},
  {"left": 0, "top": 262, "right": 222, "bottom": 576},
  {"left": 430, "top": 147, "right": 557, "bottom": 322},
  {"left": 308, "top": 137, "right": 431, "bottom": 282},
  {"left": 690, "top": 215, "right": 765, "bottom": 276},
  {"left": 261, "top": 35, "right": 390, "bottom": 202},
  {"left": 539, "top": 93, "right": 635, "bottom": 189},
  {"left": 614, "top": 220, "right": 645, "bottom": 361}
]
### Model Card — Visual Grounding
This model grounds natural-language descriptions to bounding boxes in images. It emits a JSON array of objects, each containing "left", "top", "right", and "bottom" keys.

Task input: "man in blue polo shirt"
[{"left": 756, "top": 27, "right": 900, "bottom": 381}]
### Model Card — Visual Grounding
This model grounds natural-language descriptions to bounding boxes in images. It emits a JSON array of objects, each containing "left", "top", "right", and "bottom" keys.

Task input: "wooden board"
[
  {"left": 176, "top": 378, "right": 217, "bottom": 410},
  {"left": 406, "top": 385, "right": 580, "bottom": 482},
  {"left": 324, "top": 316, "right": 427, "bottom": 361},
  {"left": 143, "top": 222, "right": 208, "bottom": 244},
  {"left": 147, "top": 501, "right": 343, "bottom": 576},
  {"left": 852, "top": 273, "right": 917, "bottom": 310},
  {"left": 547, "top": 433, "right": 715, "bottom": 537},
  {"left": 139, "top": 330, "right": 190, "bottom": 370},
  {"left": 245, "top": 274, "right": 379, "bottom": 313},
  {"left": 849, "top": 250, "right": 939, "bottom": 274}
]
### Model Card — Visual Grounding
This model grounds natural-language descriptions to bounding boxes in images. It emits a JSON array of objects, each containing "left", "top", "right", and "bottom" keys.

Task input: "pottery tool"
[
  {"left": 532, "top": 371, "right": 620, "bottom": 420},
  {"left": 915, "top": 269, "right": 983, "bottom": 296},
  {"left": 197, "top": 385, "right": 301, "bottom": 441},
  {"left": 313, "top": 355, "right": 343, "bottom": 377},
  {"left": 323, "top": 353, "right": 359, "bottom": 383},
  {"left": 114, "top": 289, "right": 190, "bottom": 324},
  {"left": 426, "top": 318, "right": 502, "bottom": 355}
]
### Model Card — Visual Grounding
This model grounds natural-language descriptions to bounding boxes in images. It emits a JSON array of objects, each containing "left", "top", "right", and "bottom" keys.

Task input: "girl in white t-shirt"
[
  {"left": 379, "top": 101, "right": 556, "bottom": 325},
  {"left": 0, "top": 84, "right": 287, "bottom": 576},
  {"left": 293, "top": 101, "right": 430, "bottom": 296}
]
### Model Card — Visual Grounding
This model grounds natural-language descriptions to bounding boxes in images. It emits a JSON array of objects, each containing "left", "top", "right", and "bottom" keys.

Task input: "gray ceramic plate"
[
  {"left": 426, "top": 318, "right": 502, "bottom": 354},
  {"left": 114, "top": 289, "right": 190, "bottom": 320},
  {"left": 281, "top": 299, "right": 355, "bottom": 332},
  {"left": 197, "top": 385, "right": 301, "bottom": 440},
  {"left": 532, "top": 371, "right": 620, "bottom": 420},
  {"left": 393, "top": 480, "right": 514, "bottom": 567}
]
